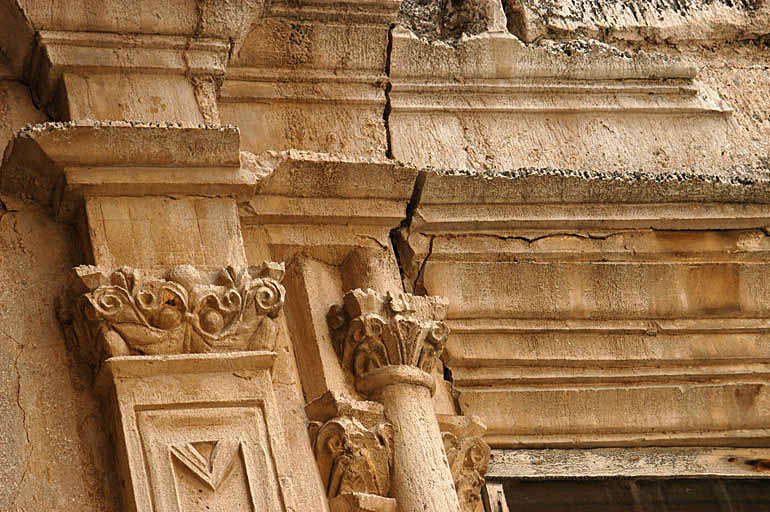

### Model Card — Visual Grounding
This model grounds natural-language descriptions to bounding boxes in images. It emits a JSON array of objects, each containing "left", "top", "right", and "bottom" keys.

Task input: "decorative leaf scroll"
[
  {"left": 71, "top": 263, "right": 285, "bottom": 360},
  {"left": 327, "top": 289, "right": 450, "bottom": 378},
  {"left": 308, "top": 416, "right": 393, "bottom": 500},
  {"left": 440, "top": 416, "right": 491, "bottom": 512}
]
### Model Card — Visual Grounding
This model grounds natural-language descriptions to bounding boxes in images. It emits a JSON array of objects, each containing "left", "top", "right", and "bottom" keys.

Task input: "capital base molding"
[{"left": 99, "top": 352, "right": 296, "bottom": 512}]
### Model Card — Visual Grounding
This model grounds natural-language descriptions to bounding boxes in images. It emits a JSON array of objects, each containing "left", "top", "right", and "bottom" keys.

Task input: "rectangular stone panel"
[{"left": 102, "top": 352, "right": 295, "bottom": 512}]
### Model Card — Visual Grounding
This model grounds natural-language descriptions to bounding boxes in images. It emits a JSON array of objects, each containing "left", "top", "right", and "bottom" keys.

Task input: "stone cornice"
[
  {"left": 411, "top": 168, "right": 770, "bottom": 233},
  {"left": 238, "top": 151, "right": 418, "bottom": 227},
  {"left": 0, "top": 121, "right": 257, "bottom": 221},
  {"left": 27, "top": 31, "right": 230, "bottom": 112},
  {"left": 66, "top": 262, "right": 285, "bottom": 366}
]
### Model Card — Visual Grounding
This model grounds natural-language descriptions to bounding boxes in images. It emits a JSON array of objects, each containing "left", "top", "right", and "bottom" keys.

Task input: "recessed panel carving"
[{"left": 136, "top": 403, "right": 286, "bottom": 512}]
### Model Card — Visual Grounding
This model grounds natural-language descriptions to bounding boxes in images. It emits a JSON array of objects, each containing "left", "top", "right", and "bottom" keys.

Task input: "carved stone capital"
[
  {"left": 439, "top": 415, "right": 491, "bottom": 512},
  {"left": 327, "top": 289, "right": 450, "bottom": 384},
  {"left": 309, "top": 416, "right": 393, "bottom": 501},
  {"left": 67, "top": 262, "right": 285, "bottom": 364}
]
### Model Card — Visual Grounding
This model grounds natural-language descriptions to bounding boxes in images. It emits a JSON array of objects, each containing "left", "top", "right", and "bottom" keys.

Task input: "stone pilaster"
[
  {"left": 328, "top": 289, "right": 460, "bottom": 512},
  {"left": 1, "top": 119, "right": 302, "bottom": 511}
]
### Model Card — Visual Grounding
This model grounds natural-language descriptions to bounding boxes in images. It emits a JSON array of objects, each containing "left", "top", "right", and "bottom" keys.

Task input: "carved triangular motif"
[
  {"left": 190, "top": 441, "right": 216, "bottom": 467},
  {"left": 170, "top": 440, "right": 240, "bottom": 490}
]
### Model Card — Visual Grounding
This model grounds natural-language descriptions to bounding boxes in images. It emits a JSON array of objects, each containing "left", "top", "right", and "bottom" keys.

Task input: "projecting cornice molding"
[{"left": 0, "top": 121, "right": 257, "bottom": 221}]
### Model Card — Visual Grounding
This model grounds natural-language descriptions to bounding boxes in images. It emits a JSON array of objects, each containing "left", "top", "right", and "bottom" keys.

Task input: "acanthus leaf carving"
[
  {"left": 327, "top": 289, "right": 450, "bottom": 379},
  {"left": 440, "top": 415, "right": 491, "bottom": 512},
  {"left": 309, "top": 416, "right": 394, "bottom": 500},
  {"left": 69, "top": 262, "right": 286, "bottom": 362}
]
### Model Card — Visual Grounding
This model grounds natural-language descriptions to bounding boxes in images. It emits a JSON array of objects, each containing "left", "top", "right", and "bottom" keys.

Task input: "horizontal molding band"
[
  {"left": 459, "top": 382, "right": 770, "bottom": 448},
  {"left": 38, "top": 30, "right": 228, "bottom": 51},
  {"left": 390, "top": 84, "right": 728, "bottom": 114},
  {"left": 446, "top": 317, "right": 770, "bottom": 334},
  {"left": 451, "top": 365, "right": 770, "bottom": 387},
  {"left": 226, "top": 67, "right": 384, "bottom": 84},
  {"left": 391, "top": 80, "right": 700, "bottom": 96},
  {"left": 221, "top": 77, "right": 384, "bottom": 105},
  {"left": 391, "top": 105, "right": 728, "bottom": 115},
  {"left": 487, "top": 447, "right": 770, "bottom": 479},
  {"left": 415, "top": 203, "right": 770, "bottom": 231},
  {"left": 484, "top": 429, "right": 770, "bottom": 449},
  {"left": 239, "top": 196, "right": 407, "bottom": 226}
]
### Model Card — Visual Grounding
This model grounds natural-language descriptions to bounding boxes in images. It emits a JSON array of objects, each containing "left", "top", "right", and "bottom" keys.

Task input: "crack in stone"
[
  {"left": 412, "top": 234, "right": 435, "bottom": 294},
  {"left": 431, "top": 230, "right": 633, "bottom": 244},
  {"left": 357, "top": 235, "right": 389, "bottom": 251},
  {"left": 2, "top": 329, "right": 31, "bottom": 491}
]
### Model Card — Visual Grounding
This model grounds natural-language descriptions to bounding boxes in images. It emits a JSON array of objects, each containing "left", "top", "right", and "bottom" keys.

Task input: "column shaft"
[{"left": 378, "top": 381, "right": 461, "bottom": 512}]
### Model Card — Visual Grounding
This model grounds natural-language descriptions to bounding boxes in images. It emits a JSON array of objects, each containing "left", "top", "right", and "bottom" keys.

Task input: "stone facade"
[{"left": 0, "top": 0, "right": 769, "bottom": 510}]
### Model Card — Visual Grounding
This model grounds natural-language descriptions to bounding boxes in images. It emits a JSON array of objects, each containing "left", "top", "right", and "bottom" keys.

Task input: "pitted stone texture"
[
  {"left": 0, "top": 195, "right": 120, "bottom": 511},
  {"left": 398, "top": 0, "right": 506, "bottom": 43},
  {"left": 505, "top": 0, "right": 770, "bottom": 43}
]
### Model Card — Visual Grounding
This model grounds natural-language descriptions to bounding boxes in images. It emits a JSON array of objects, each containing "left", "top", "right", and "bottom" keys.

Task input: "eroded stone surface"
[{"left": 0, "top": 195, "right": 120, "bottom": 511}]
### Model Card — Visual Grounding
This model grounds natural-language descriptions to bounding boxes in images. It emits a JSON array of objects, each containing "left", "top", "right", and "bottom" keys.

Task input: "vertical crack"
[
  {"left": 390, "top": 171, "right": 428, "bottom": 292},
  {"left": 5, "top": 330, "right": 31, "bottom": 490},
  {"left": 412, "top": 233, "right": 434, "bottom": 295},
  {"left": 383, "top": 23, "right": 395, "bottom": 159}
]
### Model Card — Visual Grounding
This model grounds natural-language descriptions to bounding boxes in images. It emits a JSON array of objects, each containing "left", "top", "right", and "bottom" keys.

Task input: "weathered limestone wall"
[{"left": 0, "top": 80, "right": 121, "bottom": 511}]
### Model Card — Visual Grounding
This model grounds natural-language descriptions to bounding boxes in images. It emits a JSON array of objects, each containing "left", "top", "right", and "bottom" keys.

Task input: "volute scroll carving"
[
  {"left": 68, "top": 262, "right": 286, "bottom": 363},
  {"left": 327, "top": 289, "right": 450, "bottom": 379},
  {"left": 440, "top": 415, "right": 491, "bottom": 512},
  {"left": 309, "top": 416, "right": 394, "bottom": 500}
]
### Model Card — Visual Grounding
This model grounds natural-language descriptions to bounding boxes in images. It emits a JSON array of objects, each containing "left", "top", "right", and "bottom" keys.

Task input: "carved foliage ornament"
[
  {"left": 441, "top": 418, "right": 491, "bottom": 512},
  {"left": 327, "top": 289, "right": 450, "bottom": 378},
  {"left": 308, "top": 416, "right": 393, "bottom": 500},
  {"left": 71, "top": 263, "right": 285, "bottom": 360}
]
